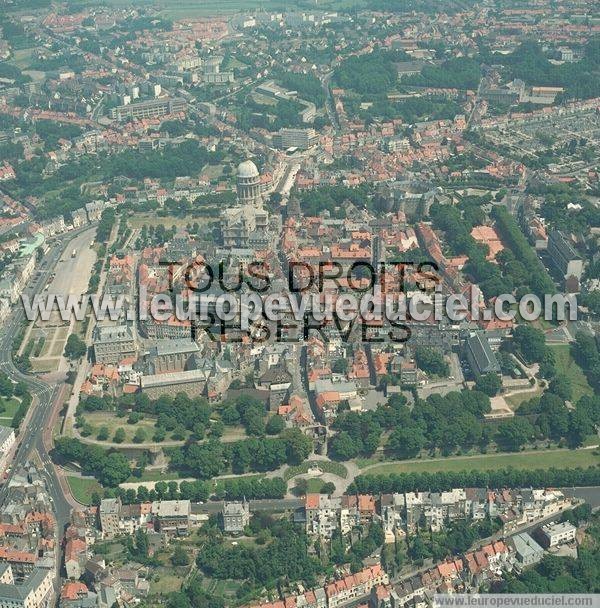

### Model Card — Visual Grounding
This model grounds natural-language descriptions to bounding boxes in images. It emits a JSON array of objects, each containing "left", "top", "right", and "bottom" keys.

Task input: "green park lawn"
[
  {"left": 212, "top": 474, "right": 265, "bottom": 494},
  {"left": 306, "top": 478, "right": 331, "bottom": 493},
  {"left": 81, "top": 411, "right": 246, "bottom": 446},
  {"left": 125, "top": 470, "right": 186, "bottom": 483},
  {"left": 365, "top": 447, "right": 600, "bottom": 476},
  {"left": 506, "top": 386, "right": 544, "bottom": 409},
  {"left": 548, "top": 344, "right": 593, "bottom": 403},
  {"left": 0, "top": 398, "right": 20, "bottom": 426},
  {"left": 67, "top": 476, "right": 102, "bottom": 505},
  {"left": 82, "top": 412, "right": 168, "bottom": 443},
  {"left": 149, "top": 571, "right": 185, "bottom": 596}
]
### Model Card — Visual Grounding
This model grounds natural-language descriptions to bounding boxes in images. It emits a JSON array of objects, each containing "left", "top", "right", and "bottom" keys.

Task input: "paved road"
[
  {"left": 562, "top": 487, "right": 600, "bottom": 510},
  {"left": 0, "top": 227, "right": 96, "bottom": 535}
]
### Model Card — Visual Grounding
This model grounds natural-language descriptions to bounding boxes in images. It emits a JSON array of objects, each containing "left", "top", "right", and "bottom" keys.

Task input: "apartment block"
[
  {"left": 547, "top": 229, "right": 583, "bottom": 281},
  {"left": 99, "top": 498, "right": 121, "bottom": 539},
  {"left": 109, "top": 97, "right": 186, "bottom": 121},
  {"left": 536, "top": 521, "right": 577, "bottom": 548},
  {"left": 0, "top": 564, "right": 54, "bottom": 608}
]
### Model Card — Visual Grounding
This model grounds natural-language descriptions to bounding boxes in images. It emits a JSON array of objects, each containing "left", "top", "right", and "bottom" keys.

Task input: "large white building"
[
  {"left": 236, "top": 160, "right": 263, "bottom": 208},
  {"left": 0, "top": 564, "right": 54, "bottom": 608},
  {"left": 537, "top": 521, "right": 577, "bottom": 548},
  {"left": 0, "top": 426, "right": 16, "bottom": 472}
]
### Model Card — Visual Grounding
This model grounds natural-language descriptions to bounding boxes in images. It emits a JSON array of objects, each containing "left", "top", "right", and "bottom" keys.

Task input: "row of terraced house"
[{"left": 300, "top": 487, "right": 574, "bottom": 540}]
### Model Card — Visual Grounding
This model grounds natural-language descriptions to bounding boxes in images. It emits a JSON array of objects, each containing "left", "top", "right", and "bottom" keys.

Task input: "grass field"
[
  {"left": 212, "top": 474, "right": 265, "bottom": 494},
  {"left": 8, "top": 48, "right": 36, "bottom": 70},
  {"left": 67, "top": 476, "right": 102, "bottom": 505},
  {"left": 82, "top": 411, "right": 171, "bottom": 443},
  {"left": 126, "top": 470, "right": 187, "bottom": 483},
  {"left": 356, "top": 457, "right": 381, "bottom": 469},
  {"left": 80, "top": 411, "right": 248, "bottom": 445},
  {"left": 149, "top": 572, "right": 185, "bottom": 596},
  {"left": 284, "top": 460, "right": 348, "bottom": 481},
  {"left": 203, "top": 577, "right": 241, "bottom": 602},
  {"left": 364, "top": 447, "right": 600, "bottom": 476},
  {"left": 300, "top": 478, "right": 334, "bottom": 493},
  {"left": 506, "top": 385, "right": 543, "bottom": 409},
  {"left": 0, "top": 398, "right": 20, "bottom": 426},
  {"left": 105, "top": 0, "right": 365, "bottom": 18},
  {"left": 548, "top": 344, "right": 593, "bottom": 403}
]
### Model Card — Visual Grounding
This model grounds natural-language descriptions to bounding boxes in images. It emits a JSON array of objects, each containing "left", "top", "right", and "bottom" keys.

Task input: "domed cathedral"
[
  {"left": 220, "top": 159, "right": 270, "bottom": 248},
  {"left": 236, "top": 159, "right": 263, "bottom": 208}
]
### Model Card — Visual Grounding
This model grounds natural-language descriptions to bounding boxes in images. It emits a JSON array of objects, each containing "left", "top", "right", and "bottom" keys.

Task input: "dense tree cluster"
[
  {"left": 429, "top": 202, "right": 507, "bottom": 299},
  {"left": 135, "top": 223, "right": 178, "bottom": 248},
  {"left": 219, "top": 394, "right": 267, "bottom": 436},
  {"left": 430, "top": 200, "right": 557, "bottom": 300},
  {"left": 415, "top": 346, "right": 449, "bottom": 377},
  {"left": 403, "top": 390, "right": 491, "bottom": 454},
  {"left": 491, "top": 206, "right": 556, "bottom": 298},
  {"left": 485, "top": 39, "right": 600, "bottom": 101},
  {"left": 124, "top": 529, "right": 155, "bottom": 565},
  {"left": 95, "top": 208, "right": 116, "bottom": 243},
  {"left": 364, "top": 0, "right": 477, "bottom": 13},
  {"left": 579, "top": 291, "right": 600, "bottom": 317},
  {"left": 196, "top": 521, "right": 320, "bottom": 589},
  {"left": 111, "top": 476, "right": 286, "bottom": 506},
  {"left": 345, "top": 94, "right": 462, "bottom": 124},
  {"left": 329, "top": 390, "right": 493, "bottom": 461},
  {"left": 166, "top": 580, "right": 225, "bottom": 608},
  {"left": 0, "top": 140, "right": 23, "bottom": 162},
  {"left": 0, "top": 63, "right": 30, "bottom": 89},
  {"left": 168, "top": 429, "right": 312, "bottom": 478},
  {"left": 81, "top": 391, "right": 214, "bottom": 440},
  {"left": 334, "top": 49, "right": 407, "bottom": 94},
  {"left": 297, "top": 184, "right": 373, "bottom": 218},
  {"left": 54, "top": 437, "right": 131, "bottom": 486},
  {"left": 0, "top": 372, "right": 14, "bottom": 399},
  {"left": 351, "top": 465, "right": 600, "bottom": 495},
  {"left": 8, "top": 381, "right": 31, "bottom": 429},
  {"left": 475, "top": 373, "right": 502, "bottom": 396},
  {"left": 274, "top": 71, "right": 325, "bottom": 106},
  {"left": 236, "top": 97, "right": 306, "bottom": 131},
  {"left": 407, "top": 519, "right": 501, "bottom": 566},
  {"left": 104, "top": 140, "right": 221, "bottom": 180},
  {"left": 531, "top": 183, "right": 600, "bottom": 234},
  {"left": 494, "top": 417, "right": 536, "bottom": 452},
  {"left": 330, "top": 522, "right": 385, "bottom": 571},
  {"left": 34, "top": 120, "right": 83, "bottom": 150},
  {"left": 7, "top": 139, "right": 222, "bottom": 220},
  {"left": 573, "top": 331, "right": 600, "bottom": 392},
  {"left": 511, "top": 324, "right": 547, "bottom": 363},
  {"left": 404, "top": 57, "right": 481, "bottom": 90},
  {"left": 64, "top": 334, "right": 87, "bottom": 360}
]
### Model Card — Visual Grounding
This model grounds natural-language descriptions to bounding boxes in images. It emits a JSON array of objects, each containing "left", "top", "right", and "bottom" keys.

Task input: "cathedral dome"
[{"left": 237, "top": 160, "right": 259, "bottom": 179}]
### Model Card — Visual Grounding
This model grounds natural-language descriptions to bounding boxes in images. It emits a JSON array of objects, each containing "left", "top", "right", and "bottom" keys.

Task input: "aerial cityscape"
[{"left": 0, "top": 0, "right": 599, "bottom": 606}]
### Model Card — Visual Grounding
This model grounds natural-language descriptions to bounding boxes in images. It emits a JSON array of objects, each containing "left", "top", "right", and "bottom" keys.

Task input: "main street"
[{"left": 0, "top": 227, "right": 96, "bottom": 535}]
